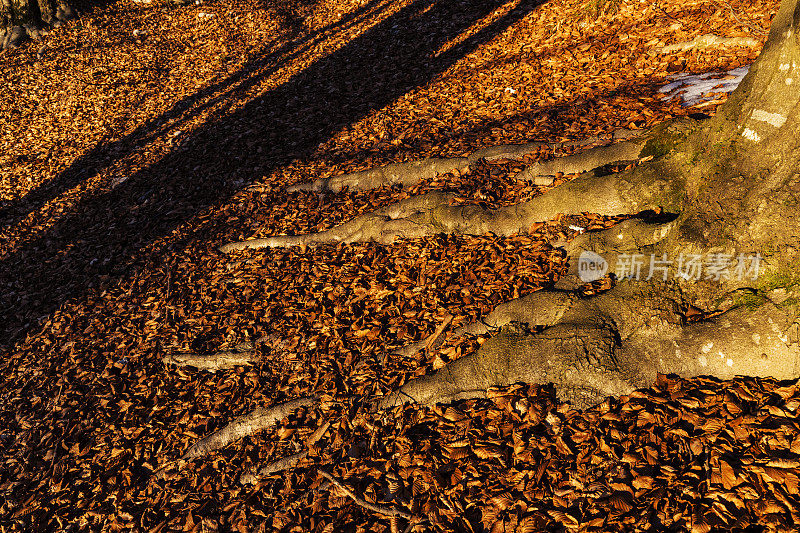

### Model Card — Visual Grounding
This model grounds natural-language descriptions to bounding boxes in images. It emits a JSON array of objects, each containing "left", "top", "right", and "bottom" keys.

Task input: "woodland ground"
[{"left": 1, "top": 0, "right": 797, "bottom": 531}]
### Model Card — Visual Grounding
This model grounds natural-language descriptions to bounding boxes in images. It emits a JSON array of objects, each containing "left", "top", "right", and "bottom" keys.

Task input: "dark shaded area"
[
  {"left": 2, "top": 0, "right": 390, "bottom": 217},
  {"left": 0, "top": 0, "right": 547, "bottom": 349},
  {"left": 258, "top": 0, "right": 319, "bottom": 34}
]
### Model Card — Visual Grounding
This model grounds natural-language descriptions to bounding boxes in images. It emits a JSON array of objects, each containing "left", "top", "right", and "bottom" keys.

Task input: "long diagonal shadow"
[
  {"left": 0, "top": 0, "right": 547, "bottom": 350},
  {"left": 1, "top": 0, "right": 390, "bottom": 224}
]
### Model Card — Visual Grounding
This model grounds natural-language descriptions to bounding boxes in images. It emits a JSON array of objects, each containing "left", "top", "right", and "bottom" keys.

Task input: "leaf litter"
[{"left": 1, "top": 0, "right": 795, "bottom": 531}]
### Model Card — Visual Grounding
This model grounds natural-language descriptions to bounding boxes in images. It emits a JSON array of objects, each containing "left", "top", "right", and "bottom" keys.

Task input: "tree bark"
[{"left": 1, "top": 0, "right": 74, "bottom": 49}]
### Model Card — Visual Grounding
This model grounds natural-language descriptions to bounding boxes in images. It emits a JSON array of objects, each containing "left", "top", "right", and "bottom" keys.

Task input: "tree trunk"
[
  {"left": 1, "top": 0, "right": 74, "bottom": 49},
  {"left": 216, "top": 0, "right": 800, "bottom": 413}
]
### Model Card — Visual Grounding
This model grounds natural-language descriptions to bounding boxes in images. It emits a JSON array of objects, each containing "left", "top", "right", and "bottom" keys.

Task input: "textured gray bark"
[{"left": 0, "top": 0, "right": 73, "bottom": 49}]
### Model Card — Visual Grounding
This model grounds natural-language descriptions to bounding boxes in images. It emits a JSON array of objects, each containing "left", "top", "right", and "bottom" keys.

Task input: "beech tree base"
[
  {"left": 1, "top": 0, "right": 75, "bottom": 50},
  {"left": 169, "top": 0, "right": 800, "bottom": 491}
]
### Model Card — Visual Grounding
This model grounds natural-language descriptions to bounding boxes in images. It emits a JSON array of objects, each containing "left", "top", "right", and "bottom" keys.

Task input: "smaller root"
[
  {"left": 179, "top": 396, "right": 318, "bottom": 462},
  {"left": 286, "top": 130, "right": 646, "bottom": 194},
  {"left": 223, "top": 128, "right": 661, "bottom": 253},
  {"left": 391, "top": 314, "right": 452, "bottom": 357},
  {"left": 239, "top": 419, "right": 332, "bottom": 484},
  {"left": 220, "top": 191, "right": 456, "bottom": 252},
  {"left": 240, "top": 451, "right": 309, "bottom": 484},
  {"left": 467, "top": 138, "right": 588, "bottom": 164},
  {"left": 515, "top": 136, "right": 648, "bottom": 180},
  {"left": 286, "top": 157, "right": 469, "bottom": 193},
  {"left": 318, "top": 470, "right": 414, "bottom": 521},
  {"left": 658, "top": 34, "right": 759, "bottom": 53},
  {"left": 162, "top": 350, "right": 260, "bottom": 372}
]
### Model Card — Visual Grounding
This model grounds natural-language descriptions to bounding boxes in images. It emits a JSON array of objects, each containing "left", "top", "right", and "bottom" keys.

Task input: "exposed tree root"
[
  {"left": 179, "top": 396, "right": 318, "bottom": 462},
  {"left": 217, "top": 115, "right": 712, "bottom": 434},
  {"left": 171, "top": 3, "right": 800, "bottom": 498},
  {"left": 239, "top": 451, "right": 309, "bottom": 485},
  {"left": 286, "top": 129, "right": 644, "bottom": 194},
  {"left": 221, "top": 166, "right": 662, "bottom": 252},
  {"left": 1, "top": 0, "right": 75, "bottom": 50},
  {"left": 197, "top": 212, "right": 797, "bottom": 478},
  {"left": 468, "top": 128, "right": 640, "bottom": 163},
  {"left": 391, "top": 313, "right": 452, "bottom": 357},
  {"left": 221, "top": 191, "right": 457, "bottom": 251},
  {"left": 162, "top": 337, "right": 267, "bottom": 371},
  {"left": 454, "top": 290, "right": 577, "bottom": 337},
  {"left": 373, "top": 219, "right": 701, "bottom": 411},
  {"left": 221, "top": 116, "right": 705, "bottom": 253},
  {"left": 553, "top": 216, "right": 680, "bottom": 288},
  {"left": 286, "top": 157, "right": 470, "bottom": 194},
  {"left": 658, "top": 33, "right": 759, "bottom": 54},
  {"left": 514, "top": 135, "right": 649, "bottom": 183},
  {"left": 218, "top": 126, "right": 698, "bottom": 417},
  {"left": 239, "top": 419, "right": 331, "bottom": 484},
  {"left": 162, "top": 350, "right": 260, "bottom": 372},
  {"left": 377, "top": 317, "right": 638, "bottom": 411},
  {"left": 318, "top": 469, "right": 414, "bottom": 521},
  {"left": 378, "top": 282, "right": 800, "bottom": 412}
]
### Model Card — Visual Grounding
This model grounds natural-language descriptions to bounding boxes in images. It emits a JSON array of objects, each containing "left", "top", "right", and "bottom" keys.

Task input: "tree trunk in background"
[{"left": 1, "top": 0, "right": 74, "bottom": 49}]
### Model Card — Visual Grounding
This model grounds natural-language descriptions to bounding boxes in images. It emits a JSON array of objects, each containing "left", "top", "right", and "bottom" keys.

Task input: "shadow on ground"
[{"left": 0, "top": 0, "right": 547, "bottom": 350}]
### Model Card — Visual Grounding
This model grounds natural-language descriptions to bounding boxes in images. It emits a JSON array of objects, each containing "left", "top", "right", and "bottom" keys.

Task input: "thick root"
[
  {"left": 419, "top": 218, "right": 677, "bottom": 340},
  {"left": 224, "top": 120, "right": 694, "bottom": 253},
  {"left": 623, "top": 303, "right": 800, "bottom": 381},
  {"left": 380, "top": 300, "right": 799, "bottom": 412},
  {"left": 222, "top": 189, "right": 535, "bottom": 251},
  {"left": 162, "top": 337, "right": 265, "bottom": 371},
  {"left": 454, "top": 290, "right": 576, "bottom": 336},
  {"left": 515, "top": 136, "right": 649, "bottom": 182},
  {"left": 378, "top": 317, "right": 639, "bottom": 411},
  {"left": 1, "top": 2, "right": 75, "bottom": 50},
  {"left": 179, "top": 396, "right": 318, "bottom": 461},
  {"left": 563, "top": 218, "right": 678, "bottom": 256},
  {"left": 0, "top": 26, "right": 27, "bottom": 49},
  {"left": 553, "top": 217, "right": 680, "bottom": 289},
  {"left": 222, "top": 168, "right": 656, "bottom": 252},
  {"left": 377, "top": 276, "right": 798, "bottom": 413},
  {"left": 386, "top": 289, "right": 575, "bottom": 367}
]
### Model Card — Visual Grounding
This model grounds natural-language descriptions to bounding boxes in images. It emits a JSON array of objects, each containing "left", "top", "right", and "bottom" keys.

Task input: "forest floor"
[{"left": 1, "top": 0, "right": 796, "bottom": 531}]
